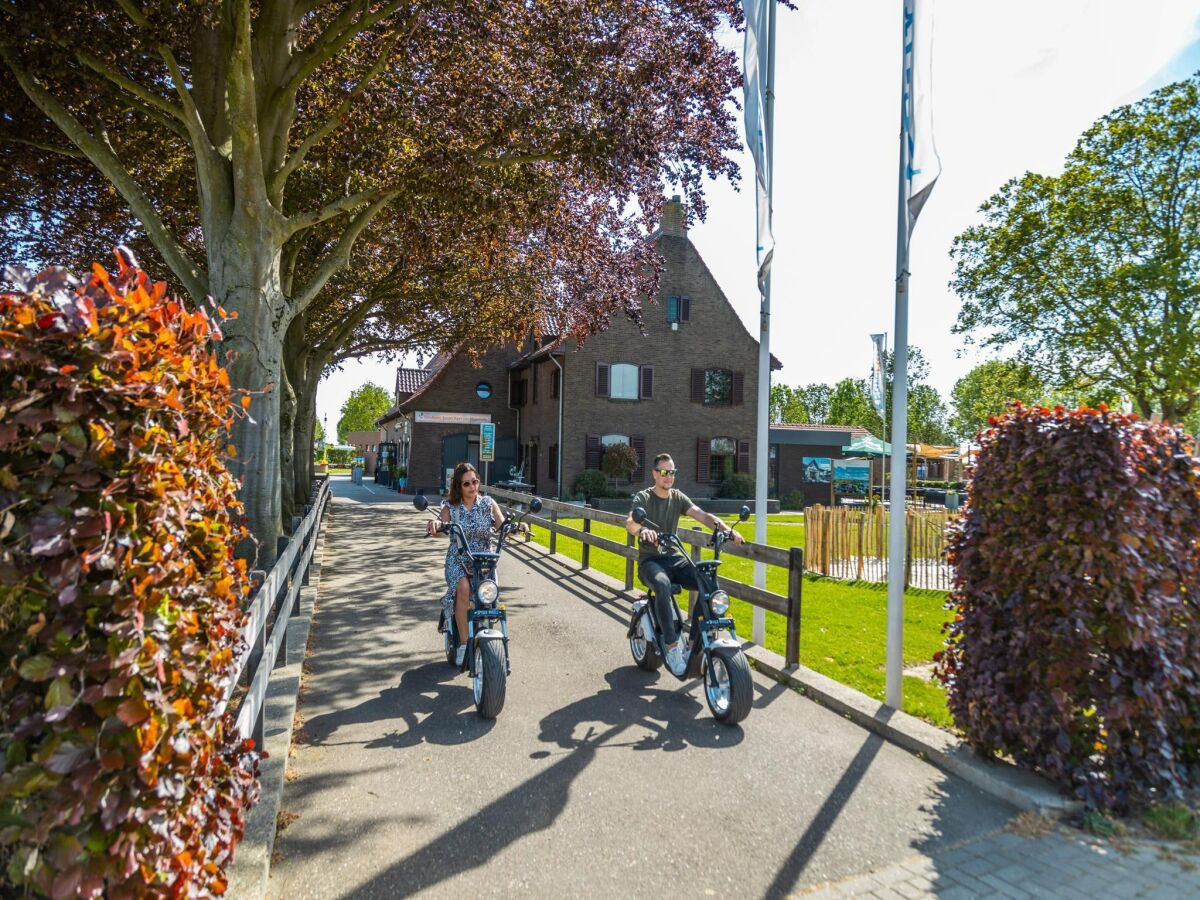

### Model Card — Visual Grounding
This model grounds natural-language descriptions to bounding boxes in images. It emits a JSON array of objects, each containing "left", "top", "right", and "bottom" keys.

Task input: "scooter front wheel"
[
  {"left": 705, "top": 648, "right": 752, "bottom": 725},
  {"left": 473, "top": 639, "right": 507, "bottom": 718}
]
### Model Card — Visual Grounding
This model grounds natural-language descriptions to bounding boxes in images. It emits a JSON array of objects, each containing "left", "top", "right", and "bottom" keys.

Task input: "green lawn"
[{"left": 528, "top": 513, "right": 953, "bottom": 728}]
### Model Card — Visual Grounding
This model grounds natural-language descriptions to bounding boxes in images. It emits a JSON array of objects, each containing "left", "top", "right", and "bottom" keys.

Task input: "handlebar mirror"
[
  {"left": 739, "top": 505, "right": 751, "bottom": 522},
  {"left": 413, "top": 495, "right": 429, "bottom": 512},
  {"left": 631, "top": 506, "right": 647, "bottom": 524},
  {"left": 529, "top": 497, "right": 543, "bottom": 513}
]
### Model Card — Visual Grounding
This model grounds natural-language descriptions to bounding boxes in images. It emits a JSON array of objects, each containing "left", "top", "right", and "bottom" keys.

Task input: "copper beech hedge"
[
  {"left": 936, "top": 404, "right": 1200, "bottom": 811},
  {"left": 0, "top": 254, "right": 259, "bottom": 897}
]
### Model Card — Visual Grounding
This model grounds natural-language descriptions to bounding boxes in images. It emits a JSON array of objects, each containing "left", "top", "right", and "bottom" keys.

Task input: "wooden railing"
[
  {"left": 487, "top": 486, "right": 802, "bottom": 667},
  {"left": 224, "top": 476, "right": 331, "bottom": 748}
]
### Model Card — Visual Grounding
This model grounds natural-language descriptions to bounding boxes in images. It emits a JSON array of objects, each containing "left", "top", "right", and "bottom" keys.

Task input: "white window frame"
[{"left": 609, "top": 363, "right": 640, "bottom": 400}]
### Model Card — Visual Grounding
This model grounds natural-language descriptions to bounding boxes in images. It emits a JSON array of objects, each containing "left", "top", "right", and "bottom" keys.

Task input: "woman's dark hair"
[{"left": 447, "top": 462, "right": 480, "bottom": 505}]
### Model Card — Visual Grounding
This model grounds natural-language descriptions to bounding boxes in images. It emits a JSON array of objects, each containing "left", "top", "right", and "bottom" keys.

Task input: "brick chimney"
[{"left": 660, "top": 194, "right": 687, "bottom": 237}]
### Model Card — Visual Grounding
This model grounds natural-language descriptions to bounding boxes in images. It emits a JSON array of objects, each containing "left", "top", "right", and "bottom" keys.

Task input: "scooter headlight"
[
  {"left": 477, "top": 579, "right": 500, "bottom": 606},
  {"left": 710, "top": 590, "right": 730, "bottom": 616}
]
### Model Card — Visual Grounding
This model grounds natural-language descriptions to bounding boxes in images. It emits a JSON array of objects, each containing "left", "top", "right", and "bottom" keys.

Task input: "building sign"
[
  {"left": 414, "top": 411, "right": 493, "bottom": 425},
  {"left": 479, "top": 422, "right": 496, "bottom": 462},
  {"left": 802, "top": 457, "right": 832, "bottom": 483}
]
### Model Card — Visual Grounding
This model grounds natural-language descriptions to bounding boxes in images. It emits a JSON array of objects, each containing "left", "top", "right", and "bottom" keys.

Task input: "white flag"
[
  {"left": 902, "top": 0, "right": 941, "bottom": 236},
  {"left": 742, "top": 0, "right": 774, "bottom": 289},
  {"left": 869, "top": 333, "right": 887, "bottom": 420}
]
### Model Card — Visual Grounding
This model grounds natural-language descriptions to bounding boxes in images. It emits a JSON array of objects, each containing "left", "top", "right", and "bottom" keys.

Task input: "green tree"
[
  {"left": 313, "top": 417, "right": 325, "bottom": 446},
  {"left": 827, "top": 378, "right": 881, "bottom": 433},
  {"left": 952, "top": 74, "right": 1200, "bottom": 424},
  {"left": 337, "top": 383, "right": 391, "bottom": 444},
  {"left": 880, "top": 347, "right": 952, "bottom": 445},
  {"left": 950, "top": 359, "right": 1047, "bottom": 440},
  {"left": 770, "top": 383, "right": 811, "bottom": 423},
  {"left": 799, "top": 383, "right": 833, "bottom": 423}
]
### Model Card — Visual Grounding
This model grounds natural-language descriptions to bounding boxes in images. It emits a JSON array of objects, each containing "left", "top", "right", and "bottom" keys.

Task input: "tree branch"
[
  {"left": 291, "top": 191, "right": 396, "bottom": 311},
  {"left": 0, "top": 133, "right": 84, "bottom": 157},
  {"left": 112, "top": 0, "right": 151, "bottom": 29},
  {"left": 159, "top": 45, "right": 227, "bottom": 195},
  {"left": 284, "top": 188, "right": 389, "bottom": 238},
  {"left": 282, "top": 0, "right": 408, "bottom": 97},
  {"left": 1, "top": 48, "right": 208, "bottom": 301},
  {"left": 227, "top": 0, "right": 272, "bottom": 213},
  {"left": 72, "top": 45, "right": 184, "bottom": 123}
]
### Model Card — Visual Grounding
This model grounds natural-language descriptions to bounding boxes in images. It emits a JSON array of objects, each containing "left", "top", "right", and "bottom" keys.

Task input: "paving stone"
[{"left": 978, "top": 872, "right": 1034, "bottom": 899}]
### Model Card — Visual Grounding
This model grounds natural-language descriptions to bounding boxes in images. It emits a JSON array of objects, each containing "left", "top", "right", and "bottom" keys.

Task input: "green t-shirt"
[{"left": 631, "top": 487, "right": 694, "bottom": 561}]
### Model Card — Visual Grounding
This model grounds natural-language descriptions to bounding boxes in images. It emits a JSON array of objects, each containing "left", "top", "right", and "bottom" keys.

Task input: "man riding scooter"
[{"left": 625, "top": 452, "right": 745, "bottom": 676}]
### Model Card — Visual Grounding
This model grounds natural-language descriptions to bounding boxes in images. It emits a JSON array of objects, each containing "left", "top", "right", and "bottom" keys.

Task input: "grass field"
[{"left": 527, "top": 513, "right": 953, "bottom": 728}]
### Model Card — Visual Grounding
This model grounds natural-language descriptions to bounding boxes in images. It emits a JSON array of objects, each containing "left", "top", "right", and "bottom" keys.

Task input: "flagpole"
[
  {"left": 886, "top": 2, "right": 912, "bottom": 711},
  {"left": 751, "top": 0, "right": 777, "bottom": 647}
]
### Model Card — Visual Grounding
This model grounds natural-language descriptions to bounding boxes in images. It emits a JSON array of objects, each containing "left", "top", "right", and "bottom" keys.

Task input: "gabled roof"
[{"left": 772, "top": 423, "right": 870, "bottom": 435}]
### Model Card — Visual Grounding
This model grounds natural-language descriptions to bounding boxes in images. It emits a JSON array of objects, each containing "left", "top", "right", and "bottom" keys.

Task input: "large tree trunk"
[
  {"left": 284, "top": 318, "right": 320, "bottom": 512},
  {"left": 279, "top": 361, "right": 297, "bottom": 529}
]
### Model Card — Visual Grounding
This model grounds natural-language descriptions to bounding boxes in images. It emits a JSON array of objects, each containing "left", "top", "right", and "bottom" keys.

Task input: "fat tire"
[
  {"left": 706, "top": 648, "right": 752, "bottom": 725},
  {"left": 443, "top": 623, "right": 457, "bottom": 667},
  {"left": 629, "top": 613, "right": 663, "bottom": 671},
  {"left": 474, "top": 639, "right": 507, "bottom": 719}
]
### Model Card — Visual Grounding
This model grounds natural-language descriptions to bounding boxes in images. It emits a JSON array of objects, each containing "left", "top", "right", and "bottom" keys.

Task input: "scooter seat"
[{"left": 640, "top": 581, "right": 683, "bottom": 596}]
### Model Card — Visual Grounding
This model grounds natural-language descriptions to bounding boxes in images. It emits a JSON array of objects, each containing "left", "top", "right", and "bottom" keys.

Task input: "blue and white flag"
[
  {"left": 742, "top": 0, "right": 774, "bottom": 289},
  {"left": 869, "top": 333, "right": 887, "bottom": 420},
  {"left": 902, "top": 0, "right": 941, "bottom": 237}
]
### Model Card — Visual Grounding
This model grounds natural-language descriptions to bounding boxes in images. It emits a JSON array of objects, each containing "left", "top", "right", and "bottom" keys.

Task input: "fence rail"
[
  {"left": 487, "top": 486, "right": 802, "bottom": 666},
  {"left": 225, "top": 476, "right": 331, "bottom": 748},
  {"left": 804, "top": 504, "right": 957, "bottom": 591}
]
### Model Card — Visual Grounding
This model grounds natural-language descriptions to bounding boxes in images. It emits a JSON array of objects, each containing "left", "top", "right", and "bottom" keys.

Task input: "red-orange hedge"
[{"left": 0, "top": 254, "right": 258, "bottom": 897}]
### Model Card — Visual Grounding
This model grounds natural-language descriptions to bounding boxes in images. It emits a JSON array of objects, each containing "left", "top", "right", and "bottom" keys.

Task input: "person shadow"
[{"left": 535, "top": 667, "right": 745, "bottom": 756}]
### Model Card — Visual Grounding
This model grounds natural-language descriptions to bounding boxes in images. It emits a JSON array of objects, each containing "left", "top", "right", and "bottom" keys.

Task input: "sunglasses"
[
  {"left": 462, "top": 479, "right": 480, "bottom": 486},
  {"left": 655, "top": 468, "right": 678, "bottom": 476}
]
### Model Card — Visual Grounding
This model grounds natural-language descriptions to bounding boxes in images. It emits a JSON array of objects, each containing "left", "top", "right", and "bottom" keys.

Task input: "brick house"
[
  {"left": 770, "top": 424, "right": 873, "bottom": 507},
  {"left": 380, "top": 197, "right": 779, "bottom": 498},
  {"left": 344, "top": 429, "right": 382, "bottom": 476}
]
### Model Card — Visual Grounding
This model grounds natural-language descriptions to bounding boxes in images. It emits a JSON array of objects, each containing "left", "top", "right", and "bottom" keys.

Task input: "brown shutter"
[
  {"left": 640, "top": 365, "right": 654, "bottom": 399},
  {"left": 737, "top": 440, "right": 751, "bottom": 474},
  {"left": 586, "top": 434, "right": 602, "bottom": 469},
  {"left": 532, "top": 363, "right": 538, "bottom": 403},
  {"left": 696, "top": 437, "right": 711, "bottom": 483},
  {"left": 630, "top": 435, "right": 646, "bottom": 482},
  {"left": 732, "top": 370, "right": 744, "bottom": 405},
  {"left": 680, "top": 297, "right": 691, "bottom": 322},
  {"left": 690, "top": 368, "right": 705, "bottom": 403},
  {"left": 596, "top": 363, "right": 609, "bottom": 397}
]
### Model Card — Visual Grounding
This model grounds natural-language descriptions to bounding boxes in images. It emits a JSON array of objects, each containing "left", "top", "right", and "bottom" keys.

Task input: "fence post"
[
  {"left": 581, "top": 516, "right": 590, "bottom": 570},
  {"left": 787, "top": 546, "right": 803, "bottom": 667},
  {"left": 625, "top": 531, "right": 635, "bottom": 591},
  {"left": 549, "top": 509, "right": 558, "bottom": 555},
  {"left": 905, "top": 509, "right": 913, "bottom": 588}
]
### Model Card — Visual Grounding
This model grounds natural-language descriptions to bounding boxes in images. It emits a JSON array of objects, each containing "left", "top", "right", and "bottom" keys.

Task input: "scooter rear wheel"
[
  {"left": 629, "top": 611, "right": 663, "bottom": 671},
  {"left": 705, "top": 648, "right": 752, "bottom": 725},
  {"left": 442, "top": 623, "right": 457, "bottom": 667},
  {"left": 473, "top": 639, "right": 507, "bottom": 719}
]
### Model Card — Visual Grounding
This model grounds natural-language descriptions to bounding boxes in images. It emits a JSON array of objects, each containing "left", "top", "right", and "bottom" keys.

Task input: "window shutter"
[
  {"left": 690, "top": 368, "right": 705, "bottom": 403},
  {"left": 630, "top": 435, "right": 646, "bottom": 482},
  {"left": 732, "top": 370, "right": 744, "bottom": 405},
  {"left": 640, "top": 365, "right": 654, "bottom": 399},
  {"left": 680, "top": 297, "right": 691, "bottom": 322},
  {"left": 596, "top": 363, "right": 610, "bottom": 398},
  {"left": 586, "top": 434, "right": 602, "bottom": 470},
  {"left": 696, "top": 437, "right": 711, "bottom": 483},
  {"left": 667, "top": 296, "right": 679, "bottom": 322},
  {"left": 737, "top": 440, "right": 751, "bottom": 474},
  {"left": 532, "top": 364, "right": 538, "bottom": 403}
]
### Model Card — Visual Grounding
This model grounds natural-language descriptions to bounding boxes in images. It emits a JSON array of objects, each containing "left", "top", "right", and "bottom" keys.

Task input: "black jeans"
[{"left": 638, "top": 553, "right": 700, "bottom": 645}]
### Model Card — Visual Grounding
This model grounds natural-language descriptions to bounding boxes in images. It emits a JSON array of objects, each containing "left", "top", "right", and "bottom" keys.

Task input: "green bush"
[
  {"left": 572, "top": 469, "right": 610, "bottom": 499},
  {"left": 0, "top": 257, "right": 259, "bottom": 894},
  {"left": 781, "top": 490, "right": 806, "bottom": 510},
  {"left": 600, "top": 442, "right": 638, "bottom": 483},
  {"left": 935, "top": 404, "right": 1200, "bottom": 811},
  {"left": 325, "top": 447, "right": 354, "bottom": 465},
  {"left": 716, "top": 473, "right": 755, "bottom": 499}
]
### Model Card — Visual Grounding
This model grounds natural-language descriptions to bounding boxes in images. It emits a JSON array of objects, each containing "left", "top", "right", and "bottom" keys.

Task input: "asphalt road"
[{"left": 267, "top": 479, "right": 1014, "bottom": 899}]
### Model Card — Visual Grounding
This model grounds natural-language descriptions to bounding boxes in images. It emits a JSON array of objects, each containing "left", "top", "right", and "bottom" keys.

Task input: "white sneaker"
[
  {"left": 664, "top": 641, "right": 687, "bottom": 677},
  {"left": 455, "top": 643, "right": 466, "bottom": 667}
]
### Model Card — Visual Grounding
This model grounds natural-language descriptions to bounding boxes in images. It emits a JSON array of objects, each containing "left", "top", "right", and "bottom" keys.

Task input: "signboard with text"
[
  {"left": 414, "top": 411, "right": 492, "bottom": 425},
  {"left": 479, "top": 422, "right": 496, "bottom": 462}
]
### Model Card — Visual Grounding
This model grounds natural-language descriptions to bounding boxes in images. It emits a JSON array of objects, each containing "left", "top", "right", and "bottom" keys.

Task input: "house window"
[
  {"left": 705, "top": 369, "right": 732, "bottom": 405},
  {"left": 551, "top": 368, "right": 560, "bottom": 399},
  {"left": 476, "top": 381, "right": 492, "bottom": 399},
  {"left": 709, "top": 436, "right": 737, "bottom": 483},
  {"left": 601, "top": 433, "right": 630, "bottom": 448},
  {"left": 609, "top": 364, "right": 639, "bottom": 400},
  {"left": 549, "top": 444, "right": 558, "bottom": 482},
  {"left": 532, "top": 364, "right": 539, "bottom": 404},
  {"left": 510, "top": 378, "right": 527, "bottom": 407},
  {"left": 666, "top": 296, "right": 692, "bottom": 323}
]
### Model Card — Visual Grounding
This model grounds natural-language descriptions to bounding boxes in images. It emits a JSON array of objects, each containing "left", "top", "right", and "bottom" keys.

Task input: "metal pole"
[
  {"left": 752, "top": 0, "right": 778, "bottom": 646},
  {"left": 886, "top": 0, "right": 911, "bottom": 710}
]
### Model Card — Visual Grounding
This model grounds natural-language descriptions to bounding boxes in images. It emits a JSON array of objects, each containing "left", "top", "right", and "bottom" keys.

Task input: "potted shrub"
[{"left": 396, "top": 465, "right": 408, "bottom": 490}]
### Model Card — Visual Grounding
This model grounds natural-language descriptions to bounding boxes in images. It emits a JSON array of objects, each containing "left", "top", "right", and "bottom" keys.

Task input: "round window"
[{"left": 476, "top": 381, "right": 492, "bottom": 399}]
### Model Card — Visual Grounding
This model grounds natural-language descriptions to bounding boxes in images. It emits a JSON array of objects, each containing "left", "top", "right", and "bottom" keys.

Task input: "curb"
[
  {"left": 226, "top": 507, "right": 329, "bottom": 899},
  {"left": 509, "top": 539, "right": 1081, "bottom": 817}
]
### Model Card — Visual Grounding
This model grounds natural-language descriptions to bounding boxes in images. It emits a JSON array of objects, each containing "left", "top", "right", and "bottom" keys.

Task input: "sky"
[{"left": 316, "top": 0, "right": 1200, "bottom": 440}]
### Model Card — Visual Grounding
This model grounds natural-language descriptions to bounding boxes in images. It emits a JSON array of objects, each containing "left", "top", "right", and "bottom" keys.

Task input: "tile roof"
[
  {"left": 395, "top": 367, "right": 431, "bottom": 396},
  {"left": 772, "top": 423, "right": 870, "bottom": 436}
]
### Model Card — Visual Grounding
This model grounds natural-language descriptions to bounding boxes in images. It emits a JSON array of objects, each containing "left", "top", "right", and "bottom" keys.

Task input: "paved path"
[{"left": 267, "top": 479, "right": 1200, "bottom": 898}]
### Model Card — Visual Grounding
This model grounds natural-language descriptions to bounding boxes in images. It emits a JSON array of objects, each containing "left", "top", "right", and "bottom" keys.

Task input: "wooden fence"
[
  {"left": 224, "top": 476, "right": 331, "bottom": 749},
  {"left": 804, "top": 504, "right": 957, "bottom": 591},
  {"left": 487, "top": 486, "right": 803, "bottom": 667}
]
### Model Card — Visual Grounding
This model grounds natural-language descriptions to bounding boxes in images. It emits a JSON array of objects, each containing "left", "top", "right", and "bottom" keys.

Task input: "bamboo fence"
[{"left": 804, "top": 504, "right": 958, "bottom": 591}]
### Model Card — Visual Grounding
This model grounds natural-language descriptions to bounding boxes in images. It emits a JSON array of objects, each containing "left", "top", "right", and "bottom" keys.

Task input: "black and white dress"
[{"left": 439, "top": 495, "right": 497, "bottom": 612}]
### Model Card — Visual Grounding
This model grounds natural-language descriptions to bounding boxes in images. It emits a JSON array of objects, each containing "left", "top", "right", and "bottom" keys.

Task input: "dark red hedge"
[
  {"left": 0, "top": 255, "right": 259, "bottom": 896},
  {"left": 936, "top": 404, "right": 1200, "bottom": 811}
]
